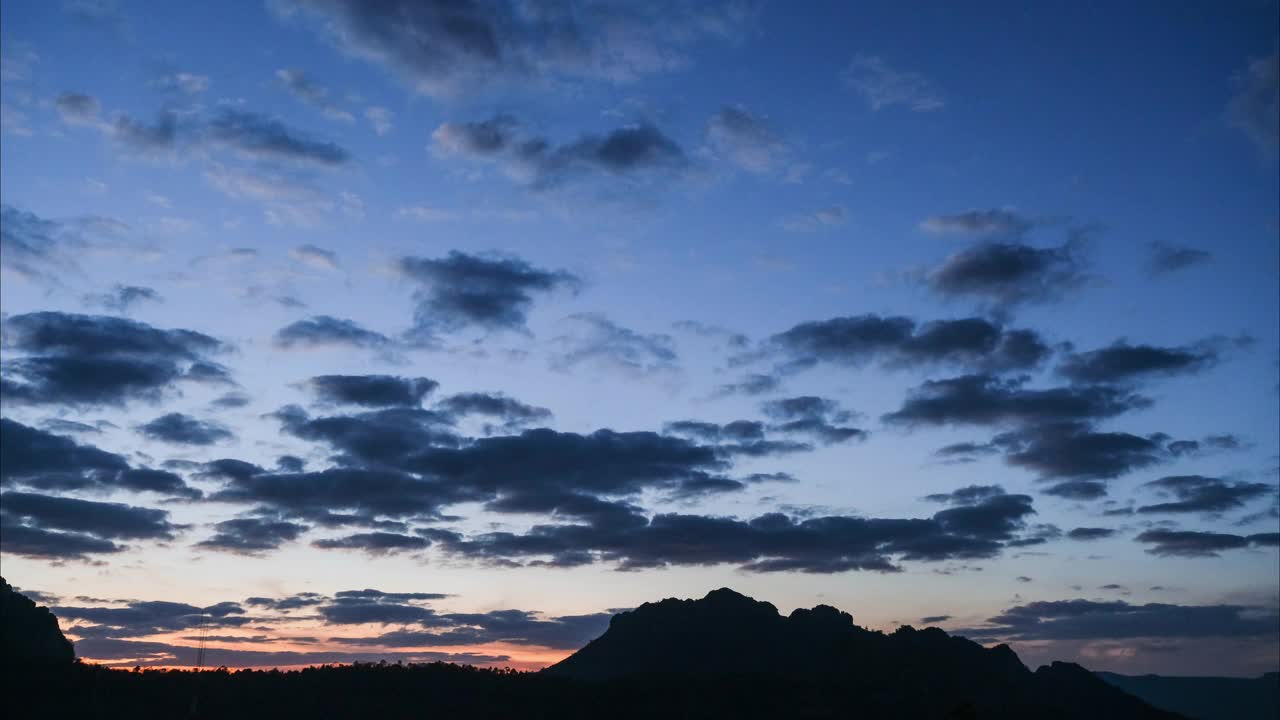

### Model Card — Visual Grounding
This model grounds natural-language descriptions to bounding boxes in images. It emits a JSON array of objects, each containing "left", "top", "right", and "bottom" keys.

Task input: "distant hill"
[
  {"left": 546, "top": 587, "right": 1182, "bottom": 719},
  {"left": 1, "top": 575, "right": 74, "bottom": 666},
  {"left": 1097, "top": 671, "right": 1279, "bottom": 720}
]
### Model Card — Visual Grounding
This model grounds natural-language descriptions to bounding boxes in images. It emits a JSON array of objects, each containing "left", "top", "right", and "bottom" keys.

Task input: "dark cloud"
[
  {"left": 1135, "top": 529, "right": 1277, "bottom": 557},
  {"left": 921, "top": 615, "right": 952, "bottom": 624},
  {"left": 705, "top": 105, "right": 784, "bottom": 173},
  {"left": 196, "top": 517, "right": 309, "bottom": 554},
  {"left": 761, "top": 395, "right": 867, "bottom": 444},
  {"left": 1, "top": 311, "right": 227, "bottom": 406},
  {"left": 1148, "top": 242, "right": 1211, "bottom": 276},
  {"left": 933, "top": 441, "right": 999, "bottom": 463},
  {"left": 662, "top": 420, "right": 808, "bottom": 459},
  {"left": 1066, "top": 527, "right": 1115, "bottom": 541},
  {"left": 206, "top": 109, "right": 350, "bottom": 165},
  {"left": 0, "top": 491, "right": 181, "bottom": 559},
  {"left": 304, "top": 374, "right": 438, "bottom": 408},
  {"left": 332, "top": 610, "right": 613, "bottom": 651},
  {"left": 272, "top": 404, "right": 460, "bottom": 471},
  {"left": 996, "top": 422, "right": 1166, "bottom": 485},
  {"left": 714, "top": 372, "right": 781, "bottom": 397},
  {"left": 39, "top": 418, "right": 103, "bottom": 435},
  {"left": 280, "top": 0, "right": 753, "bottom": 95},
  {"left": 883, "top": 375, "right": 1147, "bottom": 428},
  {"left": 211, "top": 391, "right": 252, "bottom": 409},
  {"left": 312, "top": 531, "right": 432, "bottom": 554},
  {"left": 433, "top": 115, "right": 688, "bottom": 188},
  {"left": 769, "top": 315, "right": 1050, "bottom": 374},
  {"left": 435, "top": 392, "right": 552, "bottom": 431},
  {"left": 1, "top": 418, "right": 199, "bottom": 499},
  {"left": 924, "top": 484, "right": 1007, "bottom": 505},
  {"left": 1226, "top": 52, "right": 1279, "bottom": 151},
  {"left": 920, "top": 209, "right": 1033, "bottom": 237},
  {"left": 397, "top": 251, "right": 579, "bottom": 339},
  {"left": 55, "top": 92, "right": 100, "bottom": 123},
  {"left": 429, "top": 487, "right": 1040, "bottom": 573},
  {"left": 208, "top": 466, "right": 458, "bottom": 528},
  {"left": 273, "top": 315, "right": 392, "bottom": 350},
  {"left": 137, "top": 412, "right": 234, "bottom": 445},
  {"left": 1137, "top": 475, "right": 1276, "bottom": 516},
  {"left": 965, "top": 598, "right": 1278, "bottom": 640},
  {"left": 82, "top": 284, "right": 162, "bottom": 313},
  {"left": 550, "top": 313, "right": 678, "bottom": 377},
  {"left": 55, "top": 598, "right": 249, "bottom": 639},
  {"left": 927, "top": 240, "right": 1088, "bottom": 310},
  {"left": 112, "top": 111, "right": 181, "bottom": 153},
  {"left": 1056, "top": 341, "right": 1217, "bottom": 384}
]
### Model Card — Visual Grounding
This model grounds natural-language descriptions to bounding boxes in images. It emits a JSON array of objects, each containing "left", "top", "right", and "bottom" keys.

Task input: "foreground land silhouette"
[{"left": 6, "top": 579, "right": 1273, "bottom": 719}]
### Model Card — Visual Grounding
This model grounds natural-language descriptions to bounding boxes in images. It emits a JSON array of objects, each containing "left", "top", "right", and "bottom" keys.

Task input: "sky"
[{"left": 1, "top": 0, "right": 1277, "bottom": 677}]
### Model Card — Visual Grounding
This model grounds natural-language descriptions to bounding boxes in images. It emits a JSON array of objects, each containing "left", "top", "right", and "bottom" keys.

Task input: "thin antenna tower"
[{"left": 194, "top": 614, "right": 208, "bottom": 670}]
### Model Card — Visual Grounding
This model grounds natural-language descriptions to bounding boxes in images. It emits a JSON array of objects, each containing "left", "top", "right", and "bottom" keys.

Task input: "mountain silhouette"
[
  {"left": 1, "top": 576, "right": 74, "bottom": 667},
  {"left": 546, "top": 587, "right": 1182, "bottom": 719},
  {"left": 1097, "top": 671, "right": 1279, "bottom": 720},
  {"left": 3, "top": 582, "right": 1193, "bottom": 719}
]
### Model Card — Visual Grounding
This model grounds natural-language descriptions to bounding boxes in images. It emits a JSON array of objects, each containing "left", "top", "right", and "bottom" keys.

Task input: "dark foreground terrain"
[{"left": 0, "top": 579, "right": 1201, "bottom": 719}]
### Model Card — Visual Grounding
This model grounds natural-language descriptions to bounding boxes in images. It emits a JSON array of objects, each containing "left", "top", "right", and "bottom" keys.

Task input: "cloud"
[
  {"left": 1066, "top": 527, "right": 1115, "bottom": 541},
  {"left": 273, "top": 316, "right": 393, "bottom": 351},
  {"left": 0, "top": 491, "right": 182, "bottom": 560},
  {"left": 550, "top": 313, "right": 678, "bottom": 378},
  {"left": 157, "top": 72, "right": 209, "bottom": 94},
  {"left": 206, "top": 109, "right": 351, "bottom": 165},
  {"left": 1, "top": 418, "right": 199, "bottom": 499},
  {"left": 276, "top": 0, "right": 755, "bottom": 95},
  {"left": 290, "top": 244, "right": 340, "bottom": 271},
  {"left": 965, "top": 598, "right": 1279, "bottom": 641},
  {"left": 761, "top": 396, "right": 866, "bottom": 444},
  {"left": 364, "top": 106, "right": 393, "bottom": 135},
  {"left": 397, "top": 251, "right": 579, "bottom": 340},
  {"left": 768, "top": 315, "right": 1051, "bottom": 374},
  {"left": 196, "top": 517, "right": 309, "bottom": 554},
  {"left": 843, "top": 55, "right": 943, "bottom": 111},
  {"left": 112, "top": 111, "right": 182, "bottom": 153},
  {"left": 921, "top": 209, "right": 1033, "bottom": 237},
  {"left": 883, "top": 375, "right": 1148, "bottom": 428},
  {"left": 1147, "top": 241, "right": 1211, "bottom": 276},
  {"left": 1136, "top": 528, "right": 1278, "bottom": 557},
  {"left": 304, "top": 374, "right": 439, "bottom": 407},
  {"left": 1056, "top": 341, "right": 1218, "bottom": 384},
  {"left": 779, "top": 205, "right": 847, "bottom": 232},
  {"left": 927, "top": 240, "right": 1088, "bottom": 311},
  {"left": 996, "top": 422, "right": 1167, "bottom": 487},
  {"left": 137, "top": 412, "right": 235, "bottom": 445},
  {"left": 54, "top": 92, "right": 101, "bottom": 124},
  {"left": 435, "top": 393, "right": 552, "bottom": 431},
  {"left": 432, "top": 114, "right": 688, "bottom": 188},
  {"left": 1135, "top": 475, "right": 1276, "bottom": 516},
  {"left": 705, "top": 105, "right": 785, "bottom": 173},
  {"left": 714, "top": 373, "right": 781, "bottom": 397},
  {"left": 428, "top": 487, "right": 1040, "bottom": 572},
  {"left": 311, "top": 531, "right": 432, "bottom": 554},
  {"left": 1, "top": 311, "right": 228, "bottom": 406},
  {"left": 82, "top": 284, "right": 163, "bottom": 313},
  {"left": 0, "top": 204, "right": 126, "bottom": 283},
  {"left": 276, "top": 68, "right": 354, "bottom": 122},
  {"left": 1226, "top": 52, "right": 1279, "bottom": 151}
]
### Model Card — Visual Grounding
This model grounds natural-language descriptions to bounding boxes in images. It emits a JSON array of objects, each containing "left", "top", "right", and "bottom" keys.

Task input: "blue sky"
[{"left": 1, "top": 0, "right": 1277, "bottom": 675}]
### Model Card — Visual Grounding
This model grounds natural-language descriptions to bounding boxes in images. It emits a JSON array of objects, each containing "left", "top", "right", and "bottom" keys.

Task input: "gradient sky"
[{"left": 1, "top": 0, "right": 1278, "bottom": 677}]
